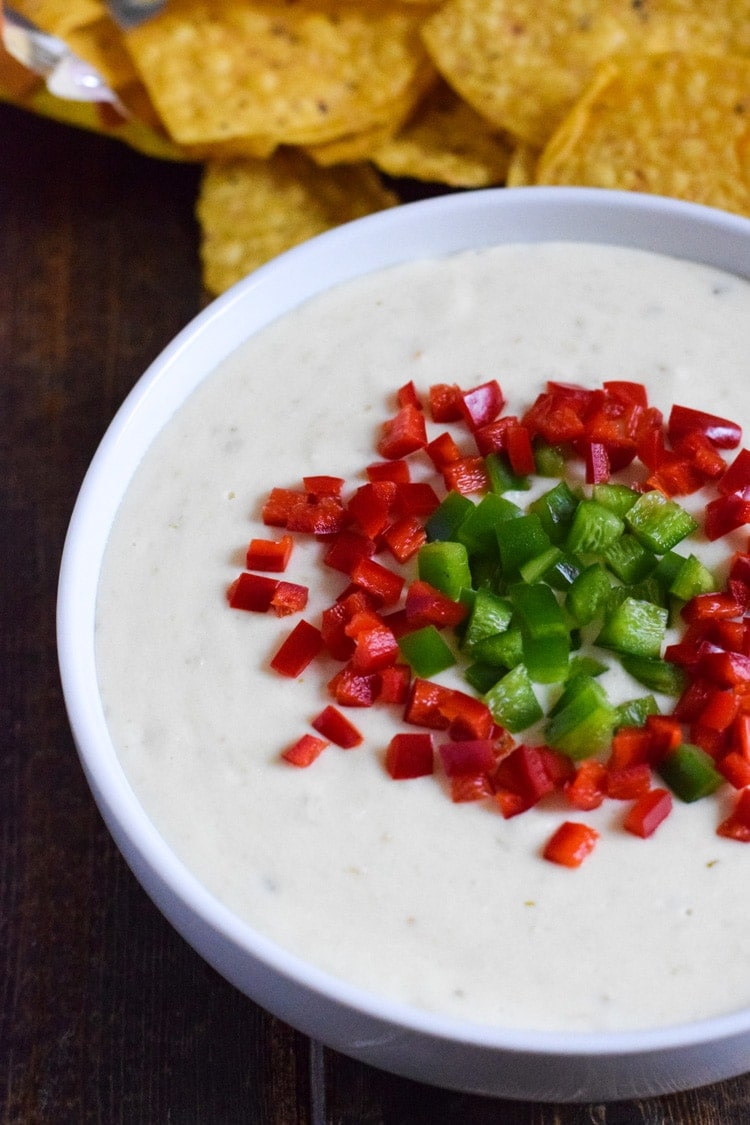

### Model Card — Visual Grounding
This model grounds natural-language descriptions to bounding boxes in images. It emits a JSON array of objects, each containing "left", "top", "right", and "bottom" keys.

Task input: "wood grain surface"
[{"left": 1, "top": 99, "right": 749, "bottom": 1124}]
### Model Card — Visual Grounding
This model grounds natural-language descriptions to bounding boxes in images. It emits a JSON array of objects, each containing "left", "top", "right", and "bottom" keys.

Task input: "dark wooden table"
[{"left": 2, "top": 98, "right": 750, "bottom": 1124}]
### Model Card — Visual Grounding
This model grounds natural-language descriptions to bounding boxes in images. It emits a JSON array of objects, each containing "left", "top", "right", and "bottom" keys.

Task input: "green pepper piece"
[
  {"left": 497, "top": 512, "right": 552, "bottom": 577},
  {"left": 615, "top": 694, "right": 660, "bottom": 728},
  {"left": 425, "top": 491, "right": 474, "bottom": 542},
  {"left": 418, "top": 540, "right": 472, "bottom": 600},
  {"left": 529, "top": 481, "right": 579, "bottom": 544},
  {"left": 519, "top": 545, "right": 563, "bottom": 585},
  {"left": 543, "top": 550, "right": 585, "bottom": 591},
  {"left": 658, "top": 743, "right": 724, "bottom": 802},
  {"left": 602, "top": 533, "right": 657, "bottom": 584},
  {"left": 592, "top": 483, "right": 639, "bottom": 519},
  {"left": 669, "top": 554, "right": 718, "bottom": 601},
  {"left": 620, "top": 654, "right": 687, "bottom": 696},
  {"left": 397, "top": 625, "right": 455, "bottom": 677},
  {"left": 464, "top": 660, "right": 503, "bottom": 694},
  {"left": 625, "top": 490, "right": 698, "bottom": 553},
  {"left": 544, "top": 674, "right": 617, "bottom": 759},
  {"left": 596, "top": 596, "right": 668, "bottom": 658},
  {"left": 485, "top": 451, "right": 530, "bottom": 493},
  {"left": 533, "top": 441, "right": 567, "bottom": 478},
  {"left": 651, "top": 549, "right": 686, "bottom": 593},
  {"left": 473, "top": 627, "right": 524, "bottom": 669},
  {"left": 566, "top": 499, "right": 625, "bottom": 554},
  {"left": 455, "top": 492, "right": 521, "bottom": 557},
  {"left": 461, "top": 588, "right": 514, "bottom": 652},
  {"left": 566, "top": 562, "right": 611, "bottom": 626},
  {"left": 483, "top": 663, "right": 543, "bottom": 733},
  {"left": 566, "top": 654, "right": 609, "bottom": 680},
  {"left": 509, "top": 581, "right": 568, "bottom": 640}
]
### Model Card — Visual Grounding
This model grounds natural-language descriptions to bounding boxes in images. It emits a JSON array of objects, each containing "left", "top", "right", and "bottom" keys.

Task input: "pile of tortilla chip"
[{"left": 4, "top": 0, "right": 750, "bottom": 295}]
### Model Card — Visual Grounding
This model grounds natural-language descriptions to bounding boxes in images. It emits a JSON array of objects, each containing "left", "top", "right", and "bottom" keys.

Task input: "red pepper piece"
[
  {"left": 366, "top": 458, "right": 411, "bottom": 483},
  {"left": 704, "top": 490, "right": 750, "bottom": 540},
  {"left": 227, "top": 572, "right": 278, "bottom": 612},
  {"left": 429, "top": 382, "right": 464, "bottom": 422},
  {"left": 459, "top": 380, "right": 504, "bottom": 430},
  {"left": 426, "top": 431, "right": 462, "bottom": 469},
  {"left": 672, "top": 431, "right": 727, "bottom": 480},
  {"left": 403, "top": 677, "right": 454, "bottom": 729},
  {"left": 320, "top": 601, "right": 356, "bottom": 661},
  {"left": 623, "top": 788, "right": 672, "bottom": 838},
  {"left": 442, "top": 455, "right": 490, "bottom": 494},
  {"left": 327, "top": 664, "right": 380, "bottom": 707},
  {"left": 323, "top": 529, "right": 376, "bottom": 575},
  {"left": 494, "top": 787, "right": 534, "bottom": 819},
  {"left": 262, "top": 487, "right": 306, "bottom": 527},
  {"left": 347, "top": 481, "right": 397, "bottom": 539},
  {"left": 636, "top": 415, "right": 668, "bottom": 473},
  {"left": 350, "top": 556, "right": 405, "bottom": 606},
  {"left": 643, "top": 715, "right": 683, "bottom": 761},
  {"left": 494, "top": 744, "right": 556, "bottom": 805},
  {"left": 270, "top": 620, "right": 324, "bottom": 676},
  {"left": 405, "top": 579, "right": 468, "bottom": 629},
  {"left": 717, "top": 788, "right": 750, "bottom": 842},
  {"left": 286, "top": 495, "right": 347, "bottom": 536},
  {"left": 282, "top": 734, "right": 329, "bottom": 767},
  {"left": 697, "top": 687, "right": 740, "bottom": 733},
  {"left": 522, "top": 391, "right": 586, "bottom": 444},
  {"left": 718, "top": 750, "right": 750, "bottom": 789},
  {"left": 505, "top": 421, "right": 536, "bottom": 476},
  {"left": 646, "top": 456, "right": 705, "bottom": 498},
  {"left": 385, "top": 732, "right": 434, "bottom": 779},
  {"left": 438, "top": 689, "right": 495, "bottom": 741},
  {"left": 450, "top": 773, "right": 495, "bottom": 802},
  {"left": 270, "top": 581, "right": 308, "bottom": 616},
  {"left": 393, "top": 481, "right": 441, "bottom": 518},
  {"left": 397, "top": 380, "right": 422, "bottom": 410},
  {"left": 303, "top": 475, "right": 345, "bottom": 499},
  {"left": 377, "top": 404, "right": 428, "bottom": 459},
  {"left": 245, "top": 534, "right": 293, "bottom": 572},
  {"left": 699, "top": 649, "right": 750, "bottom": 688},
  {"left": 605, "top": 763, "right": 653, "bottom": 800},
  {"left": 350, "top": 622, "right": 400, "bottom": 674},
  {"left": 608, "top": 726, "right": 652, "bottom": 770},
  {"left": 603, "top": 380, "right": 648, "bottom": 407},
  {"left": 382, "top": 515, "right": 426, "bottom": 564},
  {"left": 668, "top": 404, "right": 742, "bottom": 450},
  {"left": 681, "top": 592, "right": 745, "bottom": 624},
  {"left": 543, "top": 821, "right": 599, "bottom": 867},
  {"left": 311, "top": 704, "right": 363, "bottom": 749},
  {"left": 439, "top": 738, "right": 496, "bottom": 777},
  {"left": 718, "top": 448, "right": 750, "bottom": 495},
  {"left": 583, "top": 441, "right": 610, "bottom": 484},
  {"left": 377, "top": 663, "right": 411, "bottom": 704},
  {"left": 564, "top": 759, "right": 608, "bottom": 810}
]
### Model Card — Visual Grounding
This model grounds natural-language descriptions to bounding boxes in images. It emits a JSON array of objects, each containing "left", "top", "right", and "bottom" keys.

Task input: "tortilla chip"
[
  {"left": 421, "top": 0, "right": 750, "bottom": 148},
  {"left": 535, "top": 53, "right": 750, "bottom": 218},
  {"left": 196, "top": 151, "right": 399, "bottom": 295},
  {"left": 9, "top": 0, "right": 106, "bottom": 37},
  {"left": 125, "top": 0, "right": 433, "bottom": 148},
  {"left": 505, "top": 142, "right": 540, "bottom": 188},
  {"left": 371, "top": 79, "right": 512, "bottom": 187}
]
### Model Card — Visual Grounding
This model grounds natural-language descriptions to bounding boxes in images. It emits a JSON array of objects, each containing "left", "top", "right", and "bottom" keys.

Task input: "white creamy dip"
[{"left": 96, "top": 242, "right": 750, "bottom": 1033}]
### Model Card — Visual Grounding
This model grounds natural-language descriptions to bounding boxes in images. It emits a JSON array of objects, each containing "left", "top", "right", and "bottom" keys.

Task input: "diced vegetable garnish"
[{"left": 229, "top": 377, "right": 750, "bottom": 861}]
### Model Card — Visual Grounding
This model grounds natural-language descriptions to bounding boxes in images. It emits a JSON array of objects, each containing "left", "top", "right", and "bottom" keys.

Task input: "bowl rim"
[{"left": 57, "top": 185, "right": 750, "bottom": 1063}]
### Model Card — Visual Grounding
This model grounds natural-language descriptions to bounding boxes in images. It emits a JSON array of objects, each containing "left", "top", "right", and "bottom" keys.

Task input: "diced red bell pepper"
[
  {"left": 270, "top": 581, "right": 308, "bottom": 616},
  {"left": 493, "top": 744, "right": 556, "bottom": 806},
  {"left": 672, "top": 431, "right": 727, "bottom": 480},
  {"left": 426, "top": 431, "right": 462, "bottom": 469},
  {"left": 603, "top": 380, "right": 648, "bottom": 408},
  {"left": 504, "top": 421, "right": 536, "bottom": 476},
  {"left": 668, "top": 404, "right": 742, "bottom": 450},
  {"left": 716, "top": 788, "right": 750, "bottom": 842},
  {"left": 605, "top": 763, "right": 653, "bottom": 800},
  {"left": 350, "top": 622, "right": 400, "bottom": 674},
  {"left": 282, "top": 733, "right": 328, "bottom": 767},
  {"left": 704, "top": 490, "right": 750, "bottom": 541},
  {"left": 377, "top": 663, "right": 411, "bottom": 704},
  {"left": 718, "top": 448, "right": 750, "bottom": 495},
  {"left": 262, "top": 487, "right": 306, "bottom": 527},
  {"left": 405, "top": 579, "right": 468, "bottom": 629},
  {"left": 311, "top": 704, "right": 363, "bottom": 748},
  {"left": 320, "top": 601, "right": 356, "bottom": 661},
  {"left": 382, "top": 515, "right": 426, "bottom": 564},
  {"left": 623, "top": 788, "right": 672, "bottom": 838},
  {"left": 270, "top": 619, "right": 324, "bottom": 677},
  {"left": 646, "top": 456, "right": 705, "bottom": 498},
  {"left": 347, "top": 481, "right": 397, "bottom": 538},
  {"left": 494, "top": 786, "right": 534, "bottom": 819},
  {"left": 429, "top": 382, "right": 464, "bottom": 422},
  {"left": 327, "top": 664, "right": 380, "bottom": 707},
  {"left": 377, "top": 403, "right": 428, "bottom": 459},
  {"left": 459, "top": 380, "right": 504, "bottom": 430},
  {"left": 564, "top": 759, "right": 608, "bottom": 810},
  {"left": 543, "top": 821, "right": 599, "bottom": 867},
  {"left": 450, "top": 773, "right": 494, "bottom": 802},
  {"left": 227, "top": 572, "right": 279, "bottom": 612},
  {"left": 366, "top": 458, "right": 411, "bottom": 483},
  {"left": 718, "top": 750, "right": 750, "bottom": 789},
  {"left": 245, "top": 534, "right": 293, "bottom": 572},
  {"left": 442, "top": 455, "right": 490, "bottom": 494},
  {"left": 439, "top": 738, "right": 496, "bottom": 777},
  {"left": 608, "top": 726, "right": 652, "bottom": 770},
  {"left": 303, "top": 475, "right": 345, "bottom": 499},
  {"left": 397, "top": 380, "right": 422, "bottom": 410},
  {"left": 323, "top": 529, "right": 376, "bottom": 575},
  {"left": 350, "top": 556, "right": 405, "bottom": 606},
  {"left": 438, "top": 689, "right": 495, "bottom": 741},
  {"left": 385, "top": 732, "right": 434, "bottom": 779},
  {"left": 521, "top": 391, "right": 586, "bottom": 444},
  {"left": 403, "top": 677, "right": 454, "bottom": 729},
  {"left": 583, "top": 441, "right": 610, "bottom": 484},
  {"left": 286, "top": 495, "right": 347, "bottom": 536},
  {"left": 393, "top": 481, "right": 441, "bottom": 518}
]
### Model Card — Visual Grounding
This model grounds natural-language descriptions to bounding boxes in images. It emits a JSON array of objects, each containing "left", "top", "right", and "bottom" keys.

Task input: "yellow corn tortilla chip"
[
  {"left": 372, "top": 80, "right": 512, "bottom": 187},
  {"left": 505, "top": 142, "right": 540, "bottom": 188},
  {"left": 421, "top": 0, "right": 750, "bottom": 148},
  {"left": 196, "top": 151, "right": 399, "bottom": 295},
  {"left": 535, "top": 53, "right": 750, "bottom": 218},
  {"left": 125, "top": 0, "right": 433, "bottom": 149}
]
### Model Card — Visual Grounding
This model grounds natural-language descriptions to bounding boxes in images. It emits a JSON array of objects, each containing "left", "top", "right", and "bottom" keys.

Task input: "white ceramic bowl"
[{"left": 57, "top": 187, "right": 750, "bottom": 1103}]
